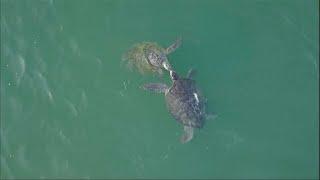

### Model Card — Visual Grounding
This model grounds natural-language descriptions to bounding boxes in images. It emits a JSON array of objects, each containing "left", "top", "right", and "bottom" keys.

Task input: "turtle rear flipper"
[
  {"left": 142, "top": 83, "right": 168, "bottom": 93},
  {"left": 180, "top": 126, "right": 194, "bottom": 144},
  {"left": 206, "top": 113, "right": 218, "bottom": 121},
  {"left": 166, "top": 37, "right": 182, "bottom": 54},
  {"left": 187, "top": 68, "right": 197, "bottom": 79}
]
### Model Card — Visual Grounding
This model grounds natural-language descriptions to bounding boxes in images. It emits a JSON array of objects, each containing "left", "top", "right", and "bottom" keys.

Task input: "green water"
[{"left": 1, "top": 0, "right": 318, "bottom": 179}]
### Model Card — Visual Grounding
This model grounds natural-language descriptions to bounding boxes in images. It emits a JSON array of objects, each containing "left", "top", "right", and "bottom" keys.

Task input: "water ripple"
[{"left": 34, "top": 71, "right": 54, "bottom": 103}]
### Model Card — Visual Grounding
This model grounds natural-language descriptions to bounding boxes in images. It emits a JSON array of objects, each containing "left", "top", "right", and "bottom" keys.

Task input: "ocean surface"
[{"left": 1, "top": 0, "right": 318, "bottom": 179}]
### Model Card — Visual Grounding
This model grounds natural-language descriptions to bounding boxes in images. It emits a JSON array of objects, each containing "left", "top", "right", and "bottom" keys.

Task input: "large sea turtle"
[
  {"left": 142, "top": 69, "right": 209, "bottom": 143},
  {"left": 122, "top": 38, "right": 181, "bottom": 75}
]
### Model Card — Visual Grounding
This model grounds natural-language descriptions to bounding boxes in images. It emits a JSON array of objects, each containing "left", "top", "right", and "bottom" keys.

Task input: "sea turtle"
[
  {"left": 142, "top": 69, "right": 209, "bottom": 143},
  {"left": 122, "top": 38, "right": 181, "bottom": 75}
]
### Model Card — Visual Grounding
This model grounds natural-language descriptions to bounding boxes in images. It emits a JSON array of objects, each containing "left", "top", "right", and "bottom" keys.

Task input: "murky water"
[{"left": 1, "top": 0, "right": 318, "bottom": 179}]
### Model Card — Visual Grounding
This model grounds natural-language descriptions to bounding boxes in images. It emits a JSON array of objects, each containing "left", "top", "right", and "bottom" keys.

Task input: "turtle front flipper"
[
  {"left": 141, "top": 83, "right": 169, "bottom": 93},
  {"left": 166, "top": 37, "right": 182, "bottom": 54},
  {"left": 180, "top": 126, "right": 194, "bottom": 144}
]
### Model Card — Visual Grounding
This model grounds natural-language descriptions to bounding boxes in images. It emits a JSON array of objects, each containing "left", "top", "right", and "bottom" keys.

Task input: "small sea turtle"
[
  {"left": 142, "top": 69, "right": 209, "bottom": 143},
  {"left": 122, "top": 38, "right": 181, "bottom": 75}
]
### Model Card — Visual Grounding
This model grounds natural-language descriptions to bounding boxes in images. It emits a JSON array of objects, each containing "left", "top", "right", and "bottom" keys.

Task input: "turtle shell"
[{"left": 165, "top": 78, "right": 205, "bottom": 128}]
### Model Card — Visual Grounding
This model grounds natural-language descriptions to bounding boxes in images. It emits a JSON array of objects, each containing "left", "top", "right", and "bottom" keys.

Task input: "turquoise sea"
[{"left": 1, "top": 0, "right": 318, "bottom": 179}]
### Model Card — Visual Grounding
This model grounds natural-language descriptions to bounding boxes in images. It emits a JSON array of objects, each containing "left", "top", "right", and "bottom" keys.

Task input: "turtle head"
[
  {"left": 170, "top": 70, "right": 179, "bottom": 81},
  {"left": 145, "top": 50, "right": 166, "bottom": 68},
  {"left": 162, "top": 60, "right": 172, "bottom": 71}
]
